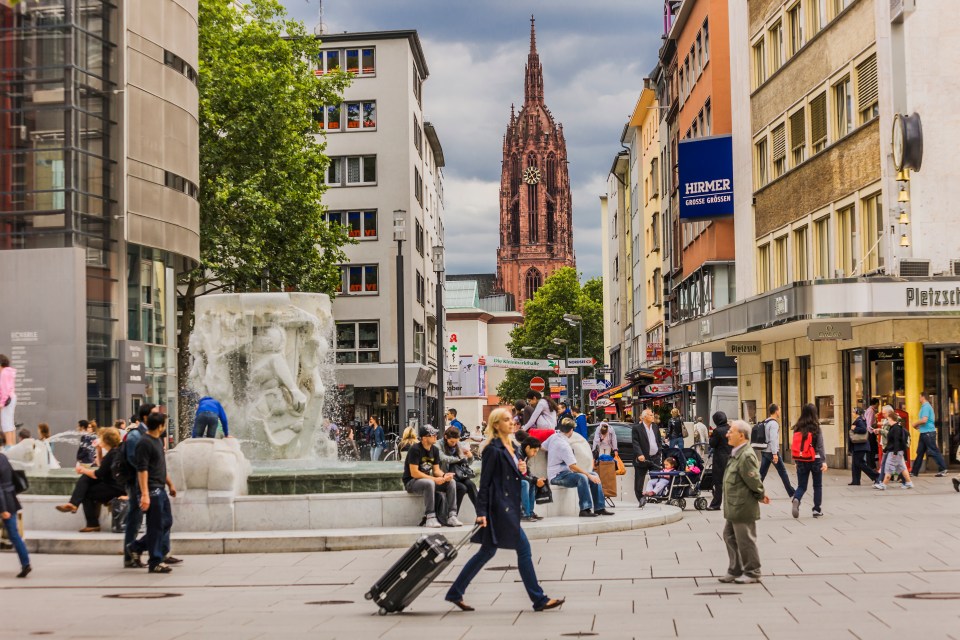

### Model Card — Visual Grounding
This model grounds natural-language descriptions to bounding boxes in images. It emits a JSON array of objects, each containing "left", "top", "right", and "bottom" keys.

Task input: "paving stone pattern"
[{"left": 1, "top": 470, "right": 959, "bottom": 639}]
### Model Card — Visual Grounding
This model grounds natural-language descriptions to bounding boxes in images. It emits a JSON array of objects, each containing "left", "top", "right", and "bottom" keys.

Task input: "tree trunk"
[{"left": 177, "top": 274, "right": 199, "bottom": 442}]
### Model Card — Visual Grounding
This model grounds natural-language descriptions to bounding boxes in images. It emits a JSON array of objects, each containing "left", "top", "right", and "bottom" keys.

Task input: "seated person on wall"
[
  {"left": 542, "top": 419, "right": 614, "bottom": 518},
  {"left": 519, "top": 436, "right": 545, "bottom": 522},
  {"left": 440, "top": 427, "right": 478, "bottom": 513},
  {"left": 403, "top": 425, "right": 462, "bottom": 529},
  {"left": 56, "top": 426, "right": 126, "bottom": 532}
]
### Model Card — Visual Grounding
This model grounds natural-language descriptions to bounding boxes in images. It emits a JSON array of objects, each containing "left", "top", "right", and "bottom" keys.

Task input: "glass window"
[
  {"left": 790, "top": 108, "right": 806, "bottom": 166},
  {"left": 774, "top": 236, "right": 789, "bottom": 287},
  {"left": 336, "top": 322, "right": 356, "bottom": 351},
  {"left": 336, "top": 321, "right": 379, "bottom": 364},
  {"left": 788, "top": 2, "right": 804, "bottom": 55},
  {"left": 856, "top": 54, "right": 879, "bottom": 124},
  {"left": 346, "top": 49, "right": 360, "bottom": 74},
  {"left": 326, "top": 104, "right": 340, "bottom": 130},
  {"left": 346, "top": 102, "right": 360, "bottom": 129},
  {"left": 772, "top": 123, "right": 786, "bottom": 178},
  {"left": 347, "top": 157, "right": 361, "bottom": 183},
  {"left": 837, "top": 204, "right": 857, "bottom": 276},
  {"left": 362, "top": 48, "right": 375, "bottom": 75},
  {"left": 794, "top": 226, "right": 809, "bottom": 281},
  {"left": 327, "top": 158, "right": 342, "bottom": 185},
  {"left": 347, "top": 211, "right": 362, "bottom": 238},
  {"left": 364, "top": 211, "right": 378, "bottom": 238},
  {"left": 362, "top": 101, "right": 376, "bottom": 128},
  {"left": 861, "top": 193, "right": 883, "bottom": 272},
  {"left": 326, "top": 50, "right": 340, "bottom": 73},
  {"left": 810, "top": 92, "right": 828, "bottom": 152},
  {"left": 768, "top": 21, "right": 784, "bottom": 73},
  {"left": 814, "top": 216, "right": 831, "bottom": 278},
  {"left": 362, "top": 156, "right": 377, "bottom": 183},
  {"left": 754, "top": 137, "right": 769, "bottom": 189},
  {"left": 758, "top": 243, "right": 771, "bottom": 293},
  {"left": 325, "top": 211, "right": 343, "bottom": 226},
  {"left": 753, "top": 39, "right": 767, "bottom": 88},
  {"left": 364, "top": 265, "right": 378, "bottom": 292},
  {"left": 348, "top": 266, "right": 363, "bottom": 292},
  {"left": 703, "top": 18, "right": 710, "bottom": 63},
  {"left": 834, "top": 76, "right": 853, "bottom": 138}
]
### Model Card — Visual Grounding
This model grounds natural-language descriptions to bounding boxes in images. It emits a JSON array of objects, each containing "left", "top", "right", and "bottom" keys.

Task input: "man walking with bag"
[
  {"left": 718, "top": 420, "right": 770, "bottom": 585},
  {"left": 911, "top": 391, "right": 948, "bottom": 477},
  {"left": 756, "top": 404, "right": 795, "bottom": 497}
]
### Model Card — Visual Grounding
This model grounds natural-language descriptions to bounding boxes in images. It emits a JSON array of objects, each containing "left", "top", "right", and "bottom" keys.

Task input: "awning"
[{"left": 596, "top": 379, "right": 643, "bottom": 399}]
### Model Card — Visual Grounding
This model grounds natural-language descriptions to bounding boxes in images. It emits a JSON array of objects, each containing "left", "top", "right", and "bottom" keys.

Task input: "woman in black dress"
[{"left": 444, "top": 407, "right": 564, "bottom": 612}]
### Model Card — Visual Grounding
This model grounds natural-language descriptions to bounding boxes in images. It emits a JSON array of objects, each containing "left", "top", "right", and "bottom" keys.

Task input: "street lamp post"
[
  {"left": 563, "top": 313, "right": 584, "bottom": 411},
  {"left": 432, "top": 244, "right": 445, "bottom": 427},
  {"left": 552, "top": 337, "right": 569, "bottom": 409},
  {"left": 394, "top": 210, "right": 407, "bottom": 431}
]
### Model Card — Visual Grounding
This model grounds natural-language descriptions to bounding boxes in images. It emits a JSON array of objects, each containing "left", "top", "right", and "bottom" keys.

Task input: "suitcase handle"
[{"left": 454, "top": 523, "right": 482, "bottom": 551}]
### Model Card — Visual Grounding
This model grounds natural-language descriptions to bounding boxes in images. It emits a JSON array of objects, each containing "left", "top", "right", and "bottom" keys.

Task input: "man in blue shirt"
[
  {"left": 911, "top": 391, "right": 948, "bottom": 477},
  {"left": 193, "top": 396, "right": 229, "bottom": 438},
  {"left": 446, "top": 409, "right": 466, "bottom": 437},
  {"left": 571, "top": 406, "right": 589, "bottom": 440}
]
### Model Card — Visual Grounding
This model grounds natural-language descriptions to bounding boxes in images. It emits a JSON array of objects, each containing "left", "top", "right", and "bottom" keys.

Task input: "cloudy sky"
[{"left": 279, "top": 0, "right": 664, "bottom": 278}]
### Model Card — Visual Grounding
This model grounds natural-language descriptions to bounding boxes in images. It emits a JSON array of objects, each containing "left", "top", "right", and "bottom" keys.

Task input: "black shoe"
[
  {"left": 705, "top": 506, "right": 721, "bottom": 511},
  {"left": 952, "top": 477, "right": 960, "bottom": 493},
  {"left": 847, "top": 482, "right": 858, "bottom": 486},
  {"left": 638, "top": 497, "right": 647, "bottom": 508},
  {"left": 125, "top": 543, "right": 143, "bottom": 568},
  {"left": 163, "top": 556, "right": 183, "bottom": 565},
  {"left": 594, "top": 509, "right": 615, "bottom": 516},
  {"left": 530, "top": 512, "right": 544, "bottom": 520},
  {"left": 148, "top": 563, "right": 173, "bottom": 574},
  {"left": 522, "top": 516, "right": 537, "bottom": 522},
  {"left": 579, "top": 509, "right": 597, "bottom": 518},
  {"left": 534, "top": 598, "right": 565, "bottom": 611},
  {"left": 16, "top": 565, "right": 31, "bottom": 579}
]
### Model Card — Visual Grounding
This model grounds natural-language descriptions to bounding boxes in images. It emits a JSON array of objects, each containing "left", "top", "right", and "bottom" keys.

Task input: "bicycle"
[{"left": 381, "top": 433, "right": 402, "bottom": 462}]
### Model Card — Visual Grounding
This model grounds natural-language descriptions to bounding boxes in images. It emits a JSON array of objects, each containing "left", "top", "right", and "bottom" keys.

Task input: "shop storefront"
[{"left": 669, "top": 278, "right": 960, "bottom": 468}]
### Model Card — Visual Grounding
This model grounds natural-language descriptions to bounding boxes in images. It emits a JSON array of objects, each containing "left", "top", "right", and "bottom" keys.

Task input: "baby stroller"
[{"left": 644, "top": 447, "right": 710, "bottom": 511}]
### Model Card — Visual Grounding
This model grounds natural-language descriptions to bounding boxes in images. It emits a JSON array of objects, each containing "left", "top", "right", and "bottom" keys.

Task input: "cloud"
[{"left": 279, "top": 0, "right": 663, "bottom": 278}]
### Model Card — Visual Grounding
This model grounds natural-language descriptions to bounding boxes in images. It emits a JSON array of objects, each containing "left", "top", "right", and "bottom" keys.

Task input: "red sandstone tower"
[{"left": 495, "top": 17, "right": 575, "bottom": 313}]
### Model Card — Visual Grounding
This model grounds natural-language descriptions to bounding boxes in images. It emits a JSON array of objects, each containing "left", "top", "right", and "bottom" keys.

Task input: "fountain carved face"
[{"left": 189, "top": 293, "right": 333, "bottom": 460}]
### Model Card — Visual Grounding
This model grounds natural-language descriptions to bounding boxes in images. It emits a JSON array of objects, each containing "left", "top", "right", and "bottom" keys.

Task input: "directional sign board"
[
  {"left": 567, "top": 357, "right": 596, "bottom": 367},
  {"left": 646, "top": 384, "right": 675, "bottom": 394},
  {"left": 557, "top": 367, "right": 576, "bottom": 375},
  {"left": 596, "top": 398, "right": 613, "bottom": 407},
  {"left": 596, "top": 367, "right": 614, "bottom": 375},
  {"left": 581, "top": 379, "right": 605, "bottom": 390}
]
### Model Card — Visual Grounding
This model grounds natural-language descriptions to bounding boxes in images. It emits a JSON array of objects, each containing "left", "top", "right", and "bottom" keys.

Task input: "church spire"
[{"left": 524, "top": 15, "right": 544, "bottom": 105}]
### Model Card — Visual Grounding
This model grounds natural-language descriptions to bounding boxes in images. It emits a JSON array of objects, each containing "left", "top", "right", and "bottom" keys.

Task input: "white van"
[{"left": 709, "top": 386, "right": 739, "bottom": 426}]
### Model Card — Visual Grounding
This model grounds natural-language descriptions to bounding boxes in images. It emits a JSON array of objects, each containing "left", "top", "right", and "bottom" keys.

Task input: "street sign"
[
  {"left": 568, "top": 357, "right": 596, "bottom": 367},
  {"left": 581, "top": 379, "right": 604, "bottom": 390},
  {"left": 600, "top": 380, "right": 613, "bottom": 389},
  {"left": 557, "top": 367, "right": 576, "bottom": 375},
  {"left": 596, "top": 367, "right": 613, "bottom": 375},
  {"left": 589, "top": 390, "right": 599, "bottom": 401},
  {"left": 646, "top": 384, "right": 675, "bottom": 394},
  {"left": 596, "top": 398, "right": 612, "bottom": 407},
  {"left": 549, "top": 376, "right": 563, "bottom": 385},
  {"left": 529, "top": 376, "right": 545, "bottom": 393},
  {"left": 604, "top": 405, "right": 617, "bottom": 415}
]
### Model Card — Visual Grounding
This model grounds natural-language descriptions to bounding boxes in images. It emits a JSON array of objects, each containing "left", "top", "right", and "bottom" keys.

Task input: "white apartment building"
[{"left": 315, "top": 31, "right": 445, "bottom": 431}]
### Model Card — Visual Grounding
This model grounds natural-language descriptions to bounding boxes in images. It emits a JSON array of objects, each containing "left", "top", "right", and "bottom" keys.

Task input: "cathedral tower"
[{"left": 495, "top": 17, "right": 575, "bottom": 313}]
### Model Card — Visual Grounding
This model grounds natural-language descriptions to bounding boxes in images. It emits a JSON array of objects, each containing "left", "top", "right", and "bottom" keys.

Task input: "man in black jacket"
[
  {"left": 707, "top": 411, "right": 733, "bottom": 510},
  {"left": 631, "top": 408, "right": 665, "bottom": 507}
]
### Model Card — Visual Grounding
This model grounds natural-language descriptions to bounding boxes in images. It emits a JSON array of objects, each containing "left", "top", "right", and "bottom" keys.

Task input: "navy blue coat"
[
  {"left": 850, "top": 417, "right": 870, "bottom": 453},
  {"left": 471, "top": 438, "right": 523, "bottom": 550}
]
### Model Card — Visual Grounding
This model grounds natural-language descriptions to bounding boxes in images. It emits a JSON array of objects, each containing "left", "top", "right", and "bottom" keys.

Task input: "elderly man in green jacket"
[{"left": 718, "top": 419, "right": 770, "bottom": 585}]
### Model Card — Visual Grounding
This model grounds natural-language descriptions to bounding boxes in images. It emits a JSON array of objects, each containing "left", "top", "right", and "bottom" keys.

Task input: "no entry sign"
[{"left": 529, "top": 376, "right": 546, "bottom": 393}]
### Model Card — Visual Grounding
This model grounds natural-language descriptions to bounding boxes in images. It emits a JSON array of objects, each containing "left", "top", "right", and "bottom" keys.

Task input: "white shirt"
[{"left": 643, "top": 422, "right": 659, "bottom": 456}]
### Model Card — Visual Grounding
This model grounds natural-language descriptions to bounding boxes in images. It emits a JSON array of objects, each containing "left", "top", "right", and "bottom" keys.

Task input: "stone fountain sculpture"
[{"left": 187, "top": 292, "right": 336, "bottom": 461}]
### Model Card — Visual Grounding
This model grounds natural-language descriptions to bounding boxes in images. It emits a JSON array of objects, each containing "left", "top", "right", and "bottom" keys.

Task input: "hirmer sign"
[{"left": 678, "top": 135, "right": 735, "bottom": 220}]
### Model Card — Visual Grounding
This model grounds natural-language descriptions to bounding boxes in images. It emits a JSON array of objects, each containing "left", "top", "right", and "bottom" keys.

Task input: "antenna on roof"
[{"left": 313, "top": 0, "right": 328, "bottom": 36}]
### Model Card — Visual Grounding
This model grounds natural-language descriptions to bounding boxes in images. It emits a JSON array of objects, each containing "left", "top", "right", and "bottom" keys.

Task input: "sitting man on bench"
[{"left": 403, "top": 425, "right": 462, "bottom": 528}]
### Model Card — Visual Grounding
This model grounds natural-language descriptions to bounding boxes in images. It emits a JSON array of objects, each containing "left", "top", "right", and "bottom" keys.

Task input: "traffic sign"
[
  {"left": 581, "top": 379, "right": 605, "bottom": 390},
  {"left": 529, "top": 376, "right": 545, "bottom": 393},
  {"left": 604, "top": 406, "right": 617, "bottom": 415},
  {"left": 568, "top": 357, "right": 596, "bottom": 367},
  {"left": 646, "top": 384, "right": 675, "bottom": 394},
  {"left": 589, "top": 390, "right": 599, "bottom": 401},
  {"left": 596, "top": 398, "right": 613, "bottom": 407},
  {"left": 596, "top": 367, "right": 614, "bottom": 375},
  {"left": 557, "top": 367, "right": 576, "bottom": 375},
  {"left": 600, "top": 380, "right": 613, "bottom": 389}
]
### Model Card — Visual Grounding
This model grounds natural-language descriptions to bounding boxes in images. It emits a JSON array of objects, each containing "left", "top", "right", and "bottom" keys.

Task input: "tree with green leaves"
[
  {"left": 176, "top": 0, "right": 352, "bottom": 434},
  {"left": 496, "top": 267, "right": 604, "bottom": 408}
]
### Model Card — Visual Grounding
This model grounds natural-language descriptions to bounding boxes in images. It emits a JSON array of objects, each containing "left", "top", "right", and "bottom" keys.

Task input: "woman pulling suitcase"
[{"left": 444, "top": 407, "right": 564, "bottom": 612}]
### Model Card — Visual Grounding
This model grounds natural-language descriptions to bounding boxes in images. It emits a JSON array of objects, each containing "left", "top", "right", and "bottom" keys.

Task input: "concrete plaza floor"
[{"left": 1, "top": 469, "right": 959, "bottom": 639}]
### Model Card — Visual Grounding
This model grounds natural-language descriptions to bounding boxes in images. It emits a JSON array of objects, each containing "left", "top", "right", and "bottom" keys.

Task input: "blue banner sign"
[{"left": 678, "top": 135, "right": 734, "bottom": 220}]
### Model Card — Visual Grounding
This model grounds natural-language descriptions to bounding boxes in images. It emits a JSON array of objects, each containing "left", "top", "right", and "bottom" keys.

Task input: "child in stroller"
[{"left": 643, "top": 447, "right": 711, "bottom": 511}]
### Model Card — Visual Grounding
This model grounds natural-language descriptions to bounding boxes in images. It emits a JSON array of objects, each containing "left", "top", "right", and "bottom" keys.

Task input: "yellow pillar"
[{"left": 903, "top": 342, "right": 924, "bottom": 460}]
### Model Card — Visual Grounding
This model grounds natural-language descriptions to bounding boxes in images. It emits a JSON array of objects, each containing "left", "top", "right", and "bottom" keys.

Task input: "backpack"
[
  {"left": 111, "top": 439, "right": 136, "bottom": 486},
  {"left": 791, "top": 430, "right": 816, "bottom": 462},
  {"left": 750, "top": 419, "right": 768, "bottom": 449}
]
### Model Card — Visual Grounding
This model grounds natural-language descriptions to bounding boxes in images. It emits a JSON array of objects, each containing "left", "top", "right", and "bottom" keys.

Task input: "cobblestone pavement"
[{"left": 1, "top": 470, "right": 958, "bottom": 639}]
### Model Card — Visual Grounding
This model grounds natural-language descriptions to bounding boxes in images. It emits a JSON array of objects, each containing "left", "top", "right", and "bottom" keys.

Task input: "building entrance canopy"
[{"left": 669, "top": 277, "right": 960, "bottom": 352}]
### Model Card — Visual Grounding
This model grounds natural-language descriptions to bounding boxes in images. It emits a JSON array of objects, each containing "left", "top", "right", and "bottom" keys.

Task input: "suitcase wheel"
[
  {"left": 378, "top": 607, "right": 389, "bottom": 616},
  {"left": 364, "top": 591, "right": 374, "bottom": 600}
]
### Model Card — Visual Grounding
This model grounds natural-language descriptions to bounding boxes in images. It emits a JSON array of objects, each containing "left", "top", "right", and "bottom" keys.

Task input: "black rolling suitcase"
[{"left": 366, "top": 525, "right": 478, "bottom": 615}]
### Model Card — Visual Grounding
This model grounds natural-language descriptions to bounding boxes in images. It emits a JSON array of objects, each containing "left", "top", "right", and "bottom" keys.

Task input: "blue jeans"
[
  {"left": 759, "top": 452, "right": 796, "bottom": 496},
  {"left": 124, "top": 483, "right": 143, "bottom": 556},
  {"left": 192, "top": 411, "right": 219, "bottom": 438},
  {"left": 2, "top": 515, "right": 29, "bottom": 568},
  {"left": 793, "top": 461, "right": 822, "bottom": 510},
  {"left": 550, "top": 470, "right": 604, "bottom": 511},
  {"left": 669, "top": 437, "right": 685, "bottom": 452},
  {"left": 520, "top": 478, "right": 536, "bottom": 517},
  {"left": 143, "top": 489, "right": 173, "bottom": 568},
  {"left": 445, "top": 528, "right": 548, "bottom": 609},
  {"left": 371, "top": 445, "right": 384, "bottom": 461},
  {"left": 911, "top": 431, "right": 947, "bottom": 475}
]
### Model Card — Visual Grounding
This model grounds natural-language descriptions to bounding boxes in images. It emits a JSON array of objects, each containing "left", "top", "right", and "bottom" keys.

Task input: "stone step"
[{"left": 18, "top": 503, "right": 681, "bottom": 555}]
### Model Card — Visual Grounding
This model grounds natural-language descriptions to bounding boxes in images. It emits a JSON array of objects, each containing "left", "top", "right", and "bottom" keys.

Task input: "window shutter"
[
  {"left": 810, "top": 93, "right": 827, "bottom": 145},
  {"left": 856, "top": 54, "right": 878, "bottom": 112},
  {"left": 772, "top": 124, "right": 786, "bottom": 160},
  {"left": 790, "top": 108, "right": 805, "bottom": 150}
]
